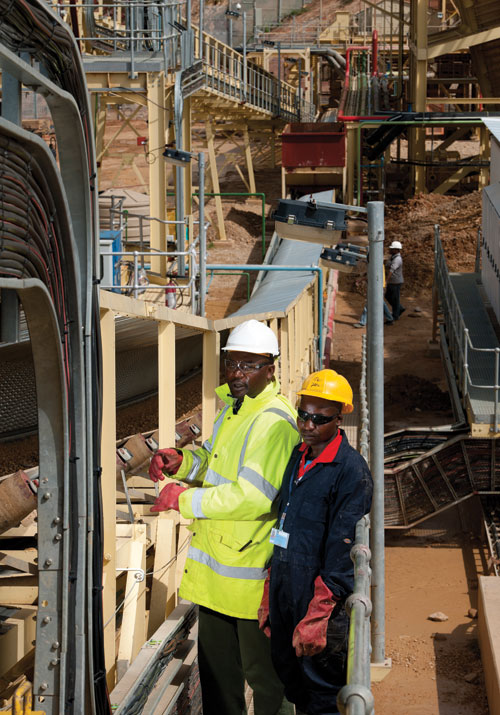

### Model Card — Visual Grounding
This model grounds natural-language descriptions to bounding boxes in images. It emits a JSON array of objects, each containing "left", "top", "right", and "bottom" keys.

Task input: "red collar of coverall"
[{"left": 296, "top": 430, "right": 343, "bottom": 481}]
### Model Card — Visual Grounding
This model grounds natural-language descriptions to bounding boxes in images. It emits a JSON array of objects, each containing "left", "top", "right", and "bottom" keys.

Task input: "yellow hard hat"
[{"left": 297, "top": 369, "right": 354, "bottom": 414}]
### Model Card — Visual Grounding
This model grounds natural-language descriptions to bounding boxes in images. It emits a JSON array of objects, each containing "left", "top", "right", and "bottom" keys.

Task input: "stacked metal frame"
[{"left": 0, "top": 0, "right": 107, "bottom": 712}]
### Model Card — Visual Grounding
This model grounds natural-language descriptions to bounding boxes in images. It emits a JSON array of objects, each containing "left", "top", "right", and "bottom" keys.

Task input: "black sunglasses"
[{"left": 297, "top": 408, "right": 341, "bottom": 425}]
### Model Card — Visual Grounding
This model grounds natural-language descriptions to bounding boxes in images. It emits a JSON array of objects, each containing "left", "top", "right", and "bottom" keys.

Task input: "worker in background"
[
  {"left": 149, "top": 319, "right": 299, "bottom": 715},
  {"left": 258, "top": 369, "right": 373, "bottom": 715},
  {"left": 353, "top": 255, "right": 394, "bottom": 328},
  {"left": 385, "top": 240, "right": 405, "bottom": 321}
]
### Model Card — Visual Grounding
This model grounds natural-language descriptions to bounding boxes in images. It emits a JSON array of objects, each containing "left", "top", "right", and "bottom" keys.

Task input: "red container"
[{"left": 282, "top": 123, "right": 346, "bottom": 169}]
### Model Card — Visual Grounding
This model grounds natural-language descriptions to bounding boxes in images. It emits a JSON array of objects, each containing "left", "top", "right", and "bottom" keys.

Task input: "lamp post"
[
  {"left": 162, "top": 148, "right": 207, "bottom": 315},
  {"left": 226, "top": 3, "right": 242, "bottom": 47},
  {"left": 225, "top": 5, "right": 246, "bottom": 100}
]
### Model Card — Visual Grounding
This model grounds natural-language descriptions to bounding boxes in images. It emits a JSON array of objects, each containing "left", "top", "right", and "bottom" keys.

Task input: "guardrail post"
[
  {"left": 367, "top": 201, "right": 385, "bottom": 667},
  {"left": 133, "top": 251, "right": 139, "bottom": 300}
]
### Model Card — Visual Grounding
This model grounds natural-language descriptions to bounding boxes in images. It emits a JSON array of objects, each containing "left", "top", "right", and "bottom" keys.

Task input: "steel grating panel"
[{"left": 448, "top": 273, "right": 500, "bottom": 420}]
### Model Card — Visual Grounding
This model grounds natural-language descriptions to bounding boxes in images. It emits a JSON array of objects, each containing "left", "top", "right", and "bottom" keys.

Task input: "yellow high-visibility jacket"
[{"left": 174, "top": 379, "right": 300, "bottom": 619}]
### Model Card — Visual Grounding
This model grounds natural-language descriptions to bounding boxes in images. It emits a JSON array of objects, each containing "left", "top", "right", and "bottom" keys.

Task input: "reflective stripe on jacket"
[{"left": 174, "top": 379, "right": 300, "bottom": 619}]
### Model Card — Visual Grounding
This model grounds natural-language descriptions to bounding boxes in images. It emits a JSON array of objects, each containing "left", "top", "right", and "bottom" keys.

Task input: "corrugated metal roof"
[
  {"left": 482, "top": 117, "right": 500, "bottom": 145},
  {"left": 483, "top": 181, "right": 500, "bottom": 216}
]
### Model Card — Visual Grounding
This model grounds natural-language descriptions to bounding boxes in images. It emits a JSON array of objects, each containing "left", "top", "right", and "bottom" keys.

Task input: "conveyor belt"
[
  {"left": 385, "top": 432, "right": 500, "bottom": 528},
  {"left": 0, "top": 318, "right": 203, "bottom": 440}
]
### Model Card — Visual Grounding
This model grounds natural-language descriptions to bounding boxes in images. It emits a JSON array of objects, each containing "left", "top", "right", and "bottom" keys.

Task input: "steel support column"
[
  {"left": 409, "top": 0, "right": 427, "bottom": 193},
  {"left": 367, "top": 201, "right": 385, "bottom": 665},
  {"left": 148, "top": 72, "right": 168, "bottom": 276}
]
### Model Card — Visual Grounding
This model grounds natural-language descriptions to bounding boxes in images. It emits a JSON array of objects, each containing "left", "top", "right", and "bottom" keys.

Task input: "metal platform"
[
  {"left": 448, "top": 272, "right": 500, "bottom": 428},
  {"left": 435, "top": 229, "right": 500, "bottom": 436}
]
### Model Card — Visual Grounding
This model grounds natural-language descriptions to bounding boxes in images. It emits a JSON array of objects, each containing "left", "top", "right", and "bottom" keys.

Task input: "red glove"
[
  {"left": 257, "top": 569, "right": 271, "bottom": 638},
  {"left": 150, "top": 483, "right": 187, "bottom": 513},
  {"left": 292, "top": 575, "right": 337, "bottom": 657},
  {"left": 149, "top": 448, "right": 183, "bottom": 482}
]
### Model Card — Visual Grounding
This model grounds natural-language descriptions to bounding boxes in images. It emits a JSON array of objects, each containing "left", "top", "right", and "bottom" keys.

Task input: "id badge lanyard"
[{"left": 269, "top": 470, "right": 296, "bottom": 549}]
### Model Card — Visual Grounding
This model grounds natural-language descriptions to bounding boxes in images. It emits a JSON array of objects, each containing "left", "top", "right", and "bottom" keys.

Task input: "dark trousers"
[
  {"left": 198, "top": 606, "right": 294, "bottom": 715},
  {"left": 270, "top": 605, "right": 349, "bottom": 715},
  {"left": 385, "top": 283, "right": 403, "bottom": 320}
]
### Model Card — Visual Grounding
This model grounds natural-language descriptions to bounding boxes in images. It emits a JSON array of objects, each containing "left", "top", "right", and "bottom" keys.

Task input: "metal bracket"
[{"left": 117, "top": 567, "right": 146, "bottom": 583}]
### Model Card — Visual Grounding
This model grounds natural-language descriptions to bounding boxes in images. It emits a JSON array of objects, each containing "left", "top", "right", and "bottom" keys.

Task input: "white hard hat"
[
  {"left": 222, "top": 319, "right": 279, "bottom": 356},
  {"left": 389, "top": 240, "right": 402, "bottom": 250}
]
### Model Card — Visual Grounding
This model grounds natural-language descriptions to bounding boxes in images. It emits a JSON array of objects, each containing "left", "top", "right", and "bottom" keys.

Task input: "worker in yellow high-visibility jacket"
[{"left": 149, "top": 319, "right": 300, "bottom": 715}]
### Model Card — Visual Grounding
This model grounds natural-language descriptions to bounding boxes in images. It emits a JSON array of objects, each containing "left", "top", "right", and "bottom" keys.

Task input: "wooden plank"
[
  {"left": 142, "top": 639, "right": 195, "bottom": 714},
  {"left": 0, "top": 552, "right": 37, "bottom": 575},
  {"left": 280, "top": 316, "right": 290, "bottom": 400},
  {"left": 100, "top": 306, "right": 117, "bottom": 689},
  {"left": 99, "top": 289, "right": 210, "bottom": 331},
  {"left": 148, "top": 515, "right": 177, "bottom": 636},
  {"left": 288, "top": 309, "right": 297, "bottom": 400},
  {"left": 158, "top": 321, "right": 176, "bottom": 449},
  {"left": 0, "top": 606, "right": 36, "bottom": 677},
  {"left": 175, "top": 524, "right": 192, "bottom": 592},
  {"left": 0, "top": 577, "right": 37, "bottom": 605},
  {"left": 148, "top": 71, "right": 168, "bottom": 277},
  {"left": 116, "top": 540, "right": 147, "bottom": 682},
  {"left": 433, "top": 165, "right": 476, "bottom": 195},
  {"left": 202, "top": 330, "right": 219, "bottom": 442},
  {"left": 206, "top": 121, "right": 227, "bottom": 241},
  {"left": 243, "top": 126, "right": 256, "bottom": 194},
  {"left": 110, "top": 601, "right": 195, "bottom": 710}
]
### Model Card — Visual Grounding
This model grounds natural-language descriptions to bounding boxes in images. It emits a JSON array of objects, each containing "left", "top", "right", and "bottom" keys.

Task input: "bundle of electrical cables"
[{"left": 0, "top": 0, "right": 108, "bottom": 711}]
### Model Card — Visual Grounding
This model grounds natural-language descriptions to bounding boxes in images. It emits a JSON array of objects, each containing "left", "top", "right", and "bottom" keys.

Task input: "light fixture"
[
  {"left": 319, "top": 244, "right": 367, "bottom": 272},
  {"left": 273, "top": 198, "right": 347, "bottom": 245},
  {"left": 225, "top": 9, "right": 241, "bottom": 17},
  {"left": 162, "top": 147, "right": 192, "bottom": 167}
]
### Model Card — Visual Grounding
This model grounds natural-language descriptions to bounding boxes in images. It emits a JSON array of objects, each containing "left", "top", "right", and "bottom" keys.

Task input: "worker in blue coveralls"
[{"left": 258, "top": 369, "right": 373, "bottom": 715}]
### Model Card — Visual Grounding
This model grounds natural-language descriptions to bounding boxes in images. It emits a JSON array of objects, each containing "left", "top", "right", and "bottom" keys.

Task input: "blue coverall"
[{"left": 268, "top": 430, "right": 373, "bottom": 715}]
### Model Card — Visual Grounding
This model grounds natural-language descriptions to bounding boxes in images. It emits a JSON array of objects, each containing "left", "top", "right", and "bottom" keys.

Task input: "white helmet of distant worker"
[
  {"left": 222, "top": 319, "right": 280, "bottom": 356},
  {"left": 389, "top": 240, "right": 402, "bottom": 250}
]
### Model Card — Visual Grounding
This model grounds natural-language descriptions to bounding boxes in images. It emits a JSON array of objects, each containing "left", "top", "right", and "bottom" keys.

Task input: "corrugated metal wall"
[{"left": 482, "top": 182, "right": 500, "bottom": 323}]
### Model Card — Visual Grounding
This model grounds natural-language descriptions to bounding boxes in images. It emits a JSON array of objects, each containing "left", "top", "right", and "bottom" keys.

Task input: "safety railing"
[
  {"left": 51, "top": 0, "right": 314, "bottom": 120},
  {"left": 254, "top": 19, "right": 332, "bottom": 46},
  {"left": 338, "top": 515, "right": 373, "bottom": 715},
  {"left": 435, "top": 225, "right": 500, "bottom": 428},
  {"left": 358, "top": 334, "right": 369, "bottom": 460},
  {"left": 51, "top": 0, "right": 184, "bottom": 68},
  {"left": 198, "top": 30, "right": 315, "bottom": 120}
]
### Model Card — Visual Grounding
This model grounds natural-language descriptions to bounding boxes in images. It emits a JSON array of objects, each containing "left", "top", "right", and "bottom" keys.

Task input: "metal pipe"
[
  {"left": 359, "top": 334, "right": 369, "bottom": 461},
  {"left": 199, "top": 152, "right": 207, "bottom": 316},
  {"left": 243, "top": 11, "right": 247, "bottom": 100},
  {"left": 367, "top": 201, "right": 385, "bottom": 666},
  {"left": 199, "top": 0, "right": 204, "bottom": 57},
  {"left": 205, "top": 263, "right": 324, "bottom": 359},
  {"left": 337, "top": 516, "right": 374, "bottom": 715}
]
